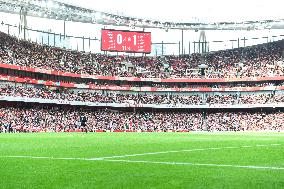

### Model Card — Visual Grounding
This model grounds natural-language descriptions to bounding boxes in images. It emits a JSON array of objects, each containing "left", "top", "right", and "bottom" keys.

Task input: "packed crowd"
[
  {"left": 0, "top": 32, "right": 283, "bottom": 79},
  {"left": 0, "top": 84, "right": 203, "bottom": 105},
  {"left": 1, "top": 32, "right": 284, "bottom": 133},
  {"left": 0, "top": 106, "right": 283, "bottom": 133},
  {"left": 205, "top": 112, "right": 284, "bottom": 131},
  {"left": 0, "top": 84, "right": 284, "bottom": 105},
  {"left": 206, "top": 93, "right": 274, "bottom": 105}
]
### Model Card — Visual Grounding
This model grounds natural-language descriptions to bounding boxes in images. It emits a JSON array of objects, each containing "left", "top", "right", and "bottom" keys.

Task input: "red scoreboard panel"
[{"left": 101, "top": 29, "right": 151, "bottom": 53}]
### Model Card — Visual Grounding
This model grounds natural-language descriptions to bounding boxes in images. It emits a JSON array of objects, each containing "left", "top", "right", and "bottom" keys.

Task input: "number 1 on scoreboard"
[{"left": 133, "top": 35, "right": 137, "bottom": 46}]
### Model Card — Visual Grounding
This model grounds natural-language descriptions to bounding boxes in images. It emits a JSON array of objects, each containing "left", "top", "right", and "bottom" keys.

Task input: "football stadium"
[{"left": 0, "top": 0, "right": 284, "bottom": 188}]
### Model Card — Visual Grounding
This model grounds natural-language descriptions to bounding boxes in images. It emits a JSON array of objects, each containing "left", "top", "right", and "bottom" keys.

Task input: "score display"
[{"left": 101, "top": 29, "right": 151, "bottom": 53}]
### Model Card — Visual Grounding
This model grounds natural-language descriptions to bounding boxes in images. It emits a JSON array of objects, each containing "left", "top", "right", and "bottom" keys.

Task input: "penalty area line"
[
  {"left": 103, "top": 159, "right": 284, "bottom": 170},
  {"left": 1, "top": 155, "right": 284, "bottom": 171},
  {"left": 89, "top": 143, "right": 281, "bottom": 160},
  {"left": 0, "top": 144, "right": 281, "bottom": 161}
]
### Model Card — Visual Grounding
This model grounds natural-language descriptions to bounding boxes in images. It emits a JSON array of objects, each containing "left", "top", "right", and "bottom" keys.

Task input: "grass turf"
[{"left": 0, "top": 132, "right": 284, "bottom": 189}]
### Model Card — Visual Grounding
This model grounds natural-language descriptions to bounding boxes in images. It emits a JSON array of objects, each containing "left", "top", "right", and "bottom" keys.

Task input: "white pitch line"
[
  {"left": 223, "top": 146, "right": 238, "bottom": 149},
  {"left": 92, "top": 148, "right": 223, "bottom": 160},
  {"left": 92, "top": 143, "right": 281, "bottom": 160},
  {"left": 271, "top": 144, "right": 281, "bottom": 146},
  {"left": 1, "top": 154, "right": 284, "bottom": 171},
  {"left": 103, "top": 159, "right": 284, "bottom": 170},
  {"left": 209, "top": 147, "right": 221, "bottom": 150}
]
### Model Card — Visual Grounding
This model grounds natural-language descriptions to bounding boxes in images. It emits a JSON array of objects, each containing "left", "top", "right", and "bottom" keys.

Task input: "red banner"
[
  {"left": 1, "top": 62, "right": 284, "bottom": 85},
  {"left": 1, "top": 74, "right": 284, "bottom": 92}
]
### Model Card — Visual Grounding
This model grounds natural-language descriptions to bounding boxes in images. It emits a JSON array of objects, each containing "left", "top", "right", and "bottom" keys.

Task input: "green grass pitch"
[{"left": 0, "top": 132, "right": 284, "bottom": 189}]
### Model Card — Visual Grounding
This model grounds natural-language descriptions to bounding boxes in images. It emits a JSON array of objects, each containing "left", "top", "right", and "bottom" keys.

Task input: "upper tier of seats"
[{"left": 0, "top": 32, "right": 284, "bottom": 79}]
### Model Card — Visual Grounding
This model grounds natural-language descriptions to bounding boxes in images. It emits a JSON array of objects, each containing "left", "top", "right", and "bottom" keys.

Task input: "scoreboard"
[{"left": 101, "top": 29, "right": 151, "bottom": 53}]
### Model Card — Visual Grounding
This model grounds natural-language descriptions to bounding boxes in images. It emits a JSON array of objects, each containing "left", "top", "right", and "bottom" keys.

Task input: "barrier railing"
[
  {"left": 1, "top": 74, "right": 284, "bottom": 92},
  {"left": 1, "top": 96, "right": 283, "bottom": 109}
]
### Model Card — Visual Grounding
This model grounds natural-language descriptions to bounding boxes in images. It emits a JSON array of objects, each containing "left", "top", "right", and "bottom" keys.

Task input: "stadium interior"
[
  {"left": 0, "top": 0, "right": 284, "bottom": 188},
  {"left": 0, "top": 27, "right": 284, "bottom": 132}
]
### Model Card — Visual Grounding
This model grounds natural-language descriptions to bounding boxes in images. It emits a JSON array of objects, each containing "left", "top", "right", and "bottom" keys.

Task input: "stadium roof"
[{"left": 0, "top": 0, "right": 284, "bottom": 30}]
